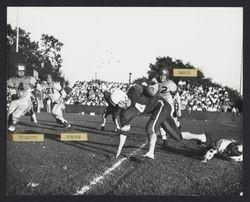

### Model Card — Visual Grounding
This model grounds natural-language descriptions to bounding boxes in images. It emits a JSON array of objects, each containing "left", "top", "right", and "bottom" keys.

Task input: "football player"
[
  {"left": 152, "top": 67, "right": 182, "bottom": 148},
  {"left": 42, "top": 74, "right": 71, "bottom": 129},
  {"left": 7, "top": 63, "right": 38, "bottom": 132},
  {"left": 100, "top": 85, "right": 121, "bottom": 131},
  {"left": 202, "top": 139, "right": 243, "bottom": 162},
  {"left": 113, "top": 82, "right": 211, "bottom": 160}
]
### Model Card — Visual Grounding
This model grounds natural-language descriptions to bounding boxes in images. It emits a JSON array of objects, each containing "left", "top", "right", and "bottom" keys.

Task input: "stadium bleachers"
[{"left": 65, "top": 80, "right": 233, "bottom": 112}]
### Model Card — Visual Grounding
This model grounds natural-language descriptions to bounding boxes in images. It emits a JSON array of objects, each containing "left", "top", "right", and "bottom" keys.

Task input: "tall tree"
[
  {"left": 7, "top": 24, "right": 66, "bottom": 84},
  {"left": 39, "top": 34, "right": 64, "bottom": 81},
  {"left": 147, "top": 56, "right": 204, "bottom": 84}
]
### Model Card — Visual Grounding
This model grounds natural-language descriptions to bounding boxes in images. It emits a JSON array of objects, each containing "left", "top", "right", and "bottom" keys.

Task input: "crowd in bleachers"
[
  {"left": 6, "top": 78, "right": 235, "bottom": 113},
  {"left": 65, "top": 79, "right": 234, "bottom": 112},
  {"left": 65, "top": 80, "right": 130, "bottom": 106},
  {"left": 178, "top": 80, "right": 232, "bottom": 112}
]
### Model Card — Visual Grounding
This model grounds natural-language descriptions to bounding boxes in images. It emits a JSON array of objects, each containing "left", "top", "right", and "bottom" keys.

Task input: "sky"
[{"left": 7, "top": 7, "right": 243, "bottom": 92}]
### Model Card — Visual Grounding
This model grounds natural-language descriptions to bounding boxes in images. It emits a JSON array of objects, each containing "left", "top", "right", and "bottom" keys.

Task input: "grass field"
[{"left": 6, "top": 112, "right": 243, "bottom": 196}]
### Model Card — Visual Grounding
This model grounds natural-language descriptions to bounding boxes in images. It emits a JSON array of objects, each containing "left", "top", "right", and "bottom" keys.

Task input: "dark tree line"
[{"left": 7, "top": 24, "right": 69, "bottom": 89}]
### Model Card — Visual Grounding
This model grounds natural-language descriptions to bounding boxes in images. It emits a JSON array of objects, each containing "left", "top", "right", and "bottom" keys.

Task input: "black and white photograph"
[{"left": 5, "top": 6, "right": 243, "bottom": 196}]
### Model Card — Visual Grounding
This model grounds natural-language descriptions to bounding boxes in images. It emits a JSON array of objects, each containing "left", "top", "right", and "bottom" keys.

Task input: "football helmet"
[
  {"left": 110, "top": 89, "right": 129, "bottom": 108},
  {"left": 15, "top": 63, "right": 26, "bottom": 71},
  {"left": 159, "top": 67, "right": 170, "bottom": 82},
  {"left": 15, "top": 63, "right": 26, "bottom": 77},
  {"left": 145, "top": 80, "right": 159, "bottom": 96}
]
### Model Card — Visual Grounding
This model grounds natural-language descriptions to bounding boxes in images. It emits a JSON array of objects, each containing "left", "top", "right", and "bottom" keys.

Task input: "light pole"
[
  {"left": 129, "top": 73, "right": 132, "bottom": 84},
  {"left": 16, "top": 7, "right": 19, "bottom": 53},
  {"left": 95, "top": 72, "right": 97, "bottom": 81}
]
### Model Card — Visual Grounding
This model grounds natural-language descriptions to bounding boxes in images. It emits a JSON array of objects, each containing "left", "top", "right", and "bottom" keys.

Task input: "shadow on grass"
[
  {"left": 44, "top": 132, "right": 117, "bottom": 158},
  {"left": 19, "top": 122, "right": 60, "bottom": 132},
  {"left": 161, "top": 144, "right": 207, "bottom": 160},
  {"left": 71, "top": 123, "right": 146, "bottom": 142}
]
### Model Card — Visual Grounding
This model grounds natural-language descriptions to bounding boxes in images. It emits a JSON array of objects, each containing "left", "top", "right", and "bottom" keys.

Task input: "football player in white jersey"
[
  {"left": 7, "top": 63, "right": 38, "bottom": 132},
  {"left": 42, "top": 74, "right": 71, "bottom": 129},
  {"left": 202, "top": 139, "right": 243, "bottom": 162},
  {"left": 152, "top": 68, "right": 182, "bottom": 148}
]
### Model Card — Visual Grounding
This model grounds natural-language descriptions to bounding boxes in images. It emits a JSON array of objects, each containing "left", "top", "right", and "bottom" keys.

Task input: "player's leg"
[
  {"left": 8, "top": 100, "right": 30, "bottom": 132},
  {"left": 29, "top": 107, "right": 38, "bottom": 125},
  {"left": 160, "top": 126, "right": 168, "bottom": 148},
  {"left": 111, "top": 112, "right": 120, "bottom": 131},
  {"left": 28, "top": 98, "right": 38, "bottom": 125},
  {"left": 144, "top": 100, "right": 168, "bottom": 159},
  {"left": 51, "top": 102, "right": 71, "bottom": 129},
  {"left": 116, "top": 124, "right": 131, "bottom": 158},
  {"left": 47, "top": 99, "right": 51, "bottom": 113},
  {"left": 161, "top": 116, "right": 209, "bottom": 144},
  {"left": 7, "top": 100, "right": 19, "bottom": 131},
  {"left": 159, "top": 102, "right": 173, "bottom": 148},
  {"left": 101, "top": 107, "right": 111, "bottom": 130},
  {"left": 115, "top": 107, "right": 140, "bottom": 158}
]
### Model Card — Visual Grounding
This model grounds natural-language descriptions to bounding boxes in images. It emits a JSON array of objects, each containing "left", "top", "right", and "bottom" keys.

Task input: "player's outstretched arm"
[{"left": 201, "top": 149, "right": 218, "bottom": 162}]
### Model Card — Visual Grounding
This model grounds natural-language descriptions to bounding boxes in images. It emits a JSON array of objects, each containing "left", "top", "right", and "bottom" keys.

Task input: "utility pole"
[
  {"left": 95, "top": 72, "right": 97, "bottom": 81},
  {"left": 129, "top": 73, "right": 132, "bottom": 84},
  {"left": 16, "top": 7, "right": 19, "bottom": 53}
]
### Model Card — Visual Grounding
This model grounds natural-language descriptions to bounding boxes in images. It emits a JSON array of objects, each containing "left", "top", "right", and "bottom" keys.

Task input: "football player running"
[
  {"left": 42, "top": 74, "right": 71, "bottom": 129},
  {"left": 153, "top": 67, "right": 182, "bottom": 149},
  {"left": 7, "top": 63, "right": 38, "bottom": 132},
  {"left": 112, "top": 81, "right": 211, "bottom": 160},
  {"left": 100, "top": 84, "right": 121, "bottom": 131},
  {"left": 202, "top": 139, "right": 243, "bottom": 162}
]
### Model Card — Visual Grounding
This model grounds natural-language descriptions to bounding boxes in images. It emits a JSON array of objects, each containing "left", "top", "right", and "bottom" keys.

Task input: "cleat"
[
  {"left": 8, "top": 125, "right": 16, "bottom": 132},
  {"left": 143, "top": 152, "right": 154, "bottom": 160},
  {"left": 64, "top": 123, "right": 72, "bottom": 130}
]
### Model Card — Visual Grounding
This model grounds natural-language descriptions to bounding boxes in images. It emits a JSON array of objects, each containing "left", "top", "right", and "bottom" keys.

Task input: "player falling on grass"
[
  {"left": 100, "top": 84, "right": 121, "bottom": 131},
  {"left": 7, "top": 63, "right": 38, "bottom": 132},
  {"left": 202, "top": 139, "right": 243, "bottom": 162},
  {"left": 111, "top": 81, "right": 212, "bottom": 160},
  {"left": 152, "top": 67, "right": 182, "bottom": 149},
  {"left": 41, "top": 74, "right": 71, "bottom": 129}
]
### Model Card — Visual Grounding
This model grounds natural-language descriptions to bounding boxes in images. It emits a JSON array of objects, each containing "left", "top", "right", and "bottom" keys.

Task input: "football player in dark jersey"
[
  {"left": 100, "top": 88, "right": 122, "bottom": 131},
  {"left": 111, "top": 81, "right": 211, "bottom": 160}
]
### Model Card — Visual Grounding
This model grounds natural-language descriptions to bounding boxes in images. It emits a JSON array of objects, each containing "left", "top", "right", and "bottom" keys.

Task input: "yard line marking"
[{"left": 74, "top": 142, "right": 148, "bottom": 195}]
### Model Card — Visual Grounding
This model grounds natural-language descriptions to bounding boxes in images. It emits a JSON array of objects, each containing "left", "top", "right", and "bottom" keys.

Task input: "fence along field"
[{"left": 6, "top": 111, "right": 242, "bottom": 195}]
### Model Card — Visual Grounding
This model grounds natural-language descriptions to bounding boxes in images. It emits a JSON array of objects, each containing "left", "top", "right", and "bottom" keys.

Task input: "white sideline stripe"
[{"left": 74, "top": 142, "right": 147, "bottom": 195}]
